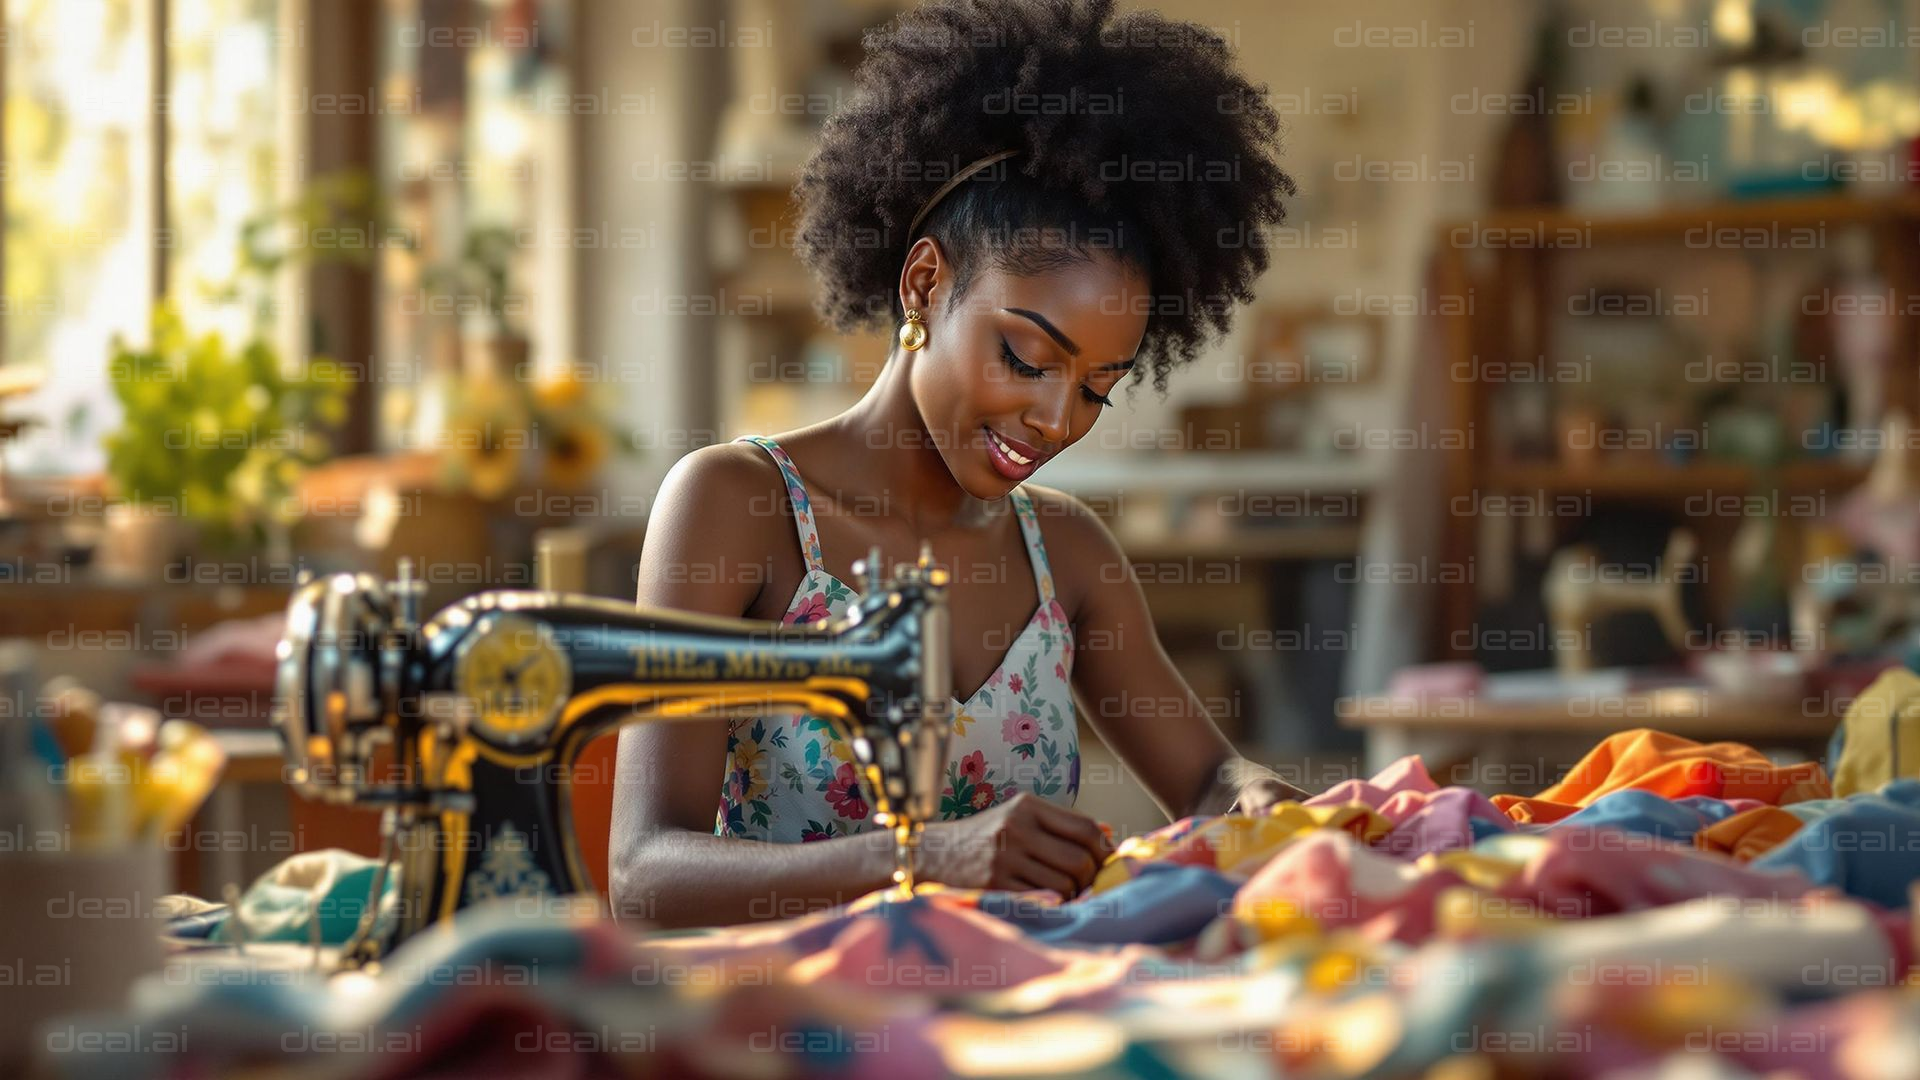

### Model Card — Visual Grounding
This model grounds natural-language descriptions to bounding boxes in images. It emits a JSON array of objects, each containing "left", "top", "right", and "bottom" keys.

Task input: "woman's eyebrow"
[{"left": 1001, "top": 307, "right": 1079, "bottom": 356}]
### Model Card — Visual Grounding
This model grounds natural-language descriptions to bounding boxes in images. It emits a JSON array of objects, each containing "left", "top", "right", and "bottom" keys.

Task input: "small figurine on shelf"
[
  {"left": 1545, "top": 529, "right": 1696, "bottom": 676},
  {"left": 1830, "top": 230, "right": 1897, "bottom": 464}
]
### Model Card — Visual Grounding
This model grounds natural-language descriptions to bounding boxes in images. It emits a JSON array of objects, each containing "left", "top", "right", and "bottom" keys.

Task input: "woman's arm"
[
  {"left": 608, "top": 444, "right": 900, "bottom": 928},
  {"left": 1041, "top": 489, "right": 1312, "bottom": 821}
]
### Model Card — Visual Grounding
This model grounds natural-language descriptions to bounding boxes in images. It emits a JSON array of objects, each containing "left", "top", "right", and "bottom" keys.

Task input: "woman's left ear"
[{"left": 899, "top": 305, "right": 928, "bottom": 351}]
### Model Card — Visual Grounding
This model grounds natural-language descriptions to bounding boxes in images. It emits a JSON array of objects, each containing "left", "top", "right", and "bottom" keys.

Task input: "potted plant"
[{"left": 99, "top": 303, "right": 352, "bottom": 577}]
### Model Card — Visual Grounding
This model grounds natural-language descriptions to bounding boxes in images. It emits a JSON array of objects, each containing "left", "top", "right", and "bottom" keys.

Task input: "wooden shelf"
[
  {"left": 1429, "top": 191, "right": 1920, "bottom": 661},
  {"left": 1490, "top": 459, "right": 1869, "bottom": 496},
  {"left": 1443, "top": 191, "right": 1920, "bottom": 247},
  {"left": 1120, "top": 526, "right": 1365, "bottom": 562},
  {"left": 1338, "top": 688, "right": 1839, "bottom": 738},
  {"left": 1043, "top": 451, "right": 1385, "bottom": 494}
]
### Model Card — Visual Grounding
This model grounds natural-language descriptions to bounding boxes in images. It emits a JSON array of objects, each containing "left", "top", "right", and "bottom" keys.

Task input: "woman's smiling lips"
[{"left": 983, "top": 425, "right": 1049, "bottom": 481}]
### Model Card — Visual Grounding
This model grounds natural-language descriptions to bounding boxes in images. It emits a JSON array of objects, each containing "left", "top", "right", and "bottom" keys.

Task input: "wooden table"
[{"left": 1337, "top": 689, "right": 1842, "bottom": 788}]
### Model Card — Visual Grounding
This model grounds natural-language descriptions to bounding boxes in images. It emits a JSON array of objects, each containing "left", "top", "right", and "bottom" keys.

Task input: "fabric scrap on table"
[
  {"left": 210, "top": 847, "right": 395, "bottom": 946},
  {"left": 973, "top": 863, "right": 1240, "bottom": 947},
  {"left": 1088, "top": 802, "right": 1391, "bottom": 894},
  {"left": 1520, "top": 789, "right": 1743, "bottom": 845},
  {"left": 1373, "top": 786, "right": 1515, "bottom": 858},
  {"left": 1229, "top": 825, "right": 1834, "bottom": 948},
  {"left": 1751, "top": 778, "right": 1920, "bottom": 909},
  {"left": 50, "top": 901, "right": 946, "bottom": 1080},
  {"left": 1828, "top": 666, "right": 1920, "bottom": 797},
  {"left": 1694, "top": 805, "right": 1808, "bottom": 863},
  {"left": 47, "top": 726, "right": 1920, "bottom": 1080},
  {"left": 1304, "top": 754, "right": 1442, "bottom": 811},
  {"left": 642, "top": 888, "right": 1155, "bottom": 994}
]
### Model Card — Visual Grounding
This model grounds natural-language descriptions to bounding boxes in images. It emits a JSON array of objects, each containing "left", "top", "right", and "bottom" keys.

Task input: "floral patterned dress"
[{"left": 715, "top": 434, "right": 1081, "bottom": 843}]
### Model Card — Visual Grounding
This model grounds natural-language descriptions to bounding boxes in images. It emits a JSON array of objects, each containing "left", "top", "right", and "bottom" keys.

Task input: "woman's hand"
[
  {"left": 920, "top": 793, "right": 1114, "bottom": 900},
  {"left": 1228, "top": 776, "right": 1311, "bottom": 817},
  {"left": 1185, "top": 756, "right": 1313, "bottom": 818}
]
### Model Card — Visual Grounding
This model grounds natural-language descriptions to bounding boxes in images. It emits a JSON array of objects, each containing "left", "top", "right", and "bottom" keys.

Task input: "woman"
[{"left": 611, "top": 0, "right": 1306, "bottom": 930}]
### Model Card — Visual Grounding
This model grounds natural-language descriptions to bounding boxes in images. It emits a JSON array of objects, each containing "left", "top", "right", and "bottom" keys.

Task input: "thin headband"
[{"left": 905, "top": 149, "right": 1020, "bottom": 240}]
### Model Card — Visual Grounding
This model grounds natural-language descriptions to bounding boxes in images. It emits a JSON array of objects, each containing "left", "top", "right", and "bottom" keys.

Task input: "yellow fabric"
[
  {"left": 1831, "top": 667, "right": 1920, "bottom": 797},
  {"left": 1433, "top": 885, "right": 1557, "bottom": 940},
  {"left": 1418, "top": 850, "right": 1525, "bottom": 891},
  {"left": 1089, "top": 802, "right": 1392, "bottom": 894}
]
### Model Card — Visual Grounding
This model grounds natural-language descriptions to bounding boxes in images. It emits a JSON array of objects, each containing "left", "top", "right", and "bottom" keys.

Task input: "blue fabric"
[
  {"left": 1531, "top": 789, "right": 1724, "bottom": 844},
  {"left": 1468, "top": 816, "right": 1509, "bottom": 843},
  {"left": 1782, "top": 797, "right": 1847, "bottom": 823},
  {"left": 1753, "top": 779, "right": 1920, "bottom": 908},
  {"left": 974, "top": 864, "right": 1240, "bottom": 946},
  {"left": 1671, "top": 796, "right": 1752, "bottom": 824}
]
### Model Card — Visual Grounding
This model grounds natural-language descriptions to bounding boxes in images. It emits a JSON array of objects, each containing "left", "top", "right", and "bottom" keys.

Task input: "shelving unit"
[{"left": 1432, "top": 192, "right": 1920, "bottom": 660}]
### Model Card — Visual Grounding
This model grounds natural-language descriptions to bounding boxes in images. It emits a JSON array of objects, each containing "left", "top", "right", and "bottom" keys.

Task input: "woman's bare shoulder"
[
  {"left": 1015, "top": 483, "right": 1129, "bottom": 611},
  {"left": 652, "top": 434, "right": 787, "bottom": 507},
  {"left": 639, "top": 441, "right": 794, "bottom": 613}
]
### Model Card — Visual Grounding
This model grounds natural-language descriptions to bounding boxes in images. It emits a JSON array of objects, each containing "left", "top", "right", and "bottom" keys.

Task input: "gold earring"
[{"left": 898, "top": 308, "right": 927, "bottom": 351}]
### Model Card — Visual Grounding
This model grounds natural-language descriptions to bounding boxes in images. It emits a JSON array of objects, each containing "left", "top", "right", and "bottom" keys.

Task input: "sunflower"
[
  {"left": 539, "top": 407, "right": 610, "bottom": 491},
  {"left": 443, "top": 372, "right": 529, "bottom": 500}
]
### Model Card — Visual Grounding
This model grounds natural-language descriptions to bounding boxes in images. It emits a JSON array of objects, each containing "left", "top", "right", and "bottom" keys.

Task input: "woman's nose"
[{"left": 1023, "top": 383, "right": 1072, "bottom": 445}]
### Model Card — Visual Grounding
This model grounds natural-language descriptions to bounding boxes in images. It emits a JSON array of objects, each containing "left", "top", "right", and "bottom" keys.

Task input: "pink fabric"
[
  {"left": 1235, "top": 826, "right": 1830, "bottom": 946},
  {"left": 1373, "top": 787, "right": 1512, "bottom": 858},
  {"left": 1503, "top": 828, "right": 1821, "bottom": 921},
  {"left": 1236, "top": 831, "right": 1472, "bottom": 944},
  {"left": 643, "top": 891, "right": 1145, "bottom": 992},
  {"left": 1304, "top": 756, "right": 1439, "bottom": 812}
]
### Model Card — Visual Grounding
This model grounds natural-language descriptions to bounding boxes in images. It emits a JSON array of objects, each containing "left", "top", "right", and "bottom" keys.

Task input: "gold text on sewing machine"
[{"left": 628, "top": 645, "right": 718, "bottom": 680}]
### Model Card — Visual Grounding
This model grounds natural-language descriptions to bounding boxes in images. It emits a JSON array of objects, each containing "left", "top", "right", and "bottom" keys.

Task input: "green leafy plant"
[
  {"left": 422, "top": 224, "right": 521, "bottom": 338},
  {"left": 209, "top": 169, "right": 397, "bottom": 338},
  {"left": 103, "top": 302, "right": 353, "bottom": 549}
]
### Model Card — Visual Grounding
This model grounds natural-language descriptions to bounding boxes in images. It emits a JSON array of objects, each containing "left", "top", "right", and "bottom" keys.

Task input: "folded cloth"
[
  {"left": 211, "top": 848, "right": 394, "bottom": 946},
  {"left": 1752, "top": 779, "right": 1920, "bottom": 908},
  {"left": 1694, "top": 805, "right": 1808, "bottom": 863},
  {"left": 1829, "top": 667, "right": 1920, "bottom": 797},
  {"left": 1493, "top": 729, "right": 1831, "bottom": 823}
]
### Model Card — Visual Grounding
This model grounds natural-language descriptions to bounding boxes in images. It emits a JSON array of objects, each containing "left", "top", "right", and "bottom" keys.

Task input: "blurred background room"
[{"left": 4, "top": 0, "right": 1920, "bottom": 904}]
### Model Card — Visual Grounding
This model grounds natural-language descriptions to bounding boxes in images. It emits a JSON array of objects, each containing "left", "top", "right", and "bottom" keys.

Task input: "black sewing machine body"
[{"left": 274, "top": 559, "right": 950, "bottom": 960}]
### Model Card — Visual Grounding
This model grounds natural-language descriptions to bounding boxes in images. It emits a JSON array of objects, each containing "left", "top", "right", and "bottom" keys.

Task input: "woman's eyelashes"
[
  {"left": 997, "top": 339, "right": 1114, "bottom": 408},
  {"left": 998, "top": 339, "right": 1046, "bottom": 379}
]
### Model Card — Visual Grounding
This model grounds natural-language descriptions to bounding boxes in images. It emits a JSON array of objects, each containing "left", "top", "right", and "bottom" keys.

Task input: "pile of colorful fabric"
[{"left": 44, "top": 717, "right": 1920, "bottom": 1079}]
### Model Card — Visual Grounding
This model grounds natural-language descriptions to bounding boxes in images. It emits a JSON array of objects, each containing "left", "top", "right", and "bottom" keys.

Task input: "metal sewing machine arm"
[{"left": 273, "top": 548, "right": 951, "bottom": 961}]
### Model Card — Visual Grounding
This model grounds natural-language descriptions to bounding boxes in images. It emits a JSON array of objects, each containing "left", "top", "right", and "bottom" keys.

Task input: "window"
[{"left": 2, "top": 0, "right": 287, "bottom": 475}]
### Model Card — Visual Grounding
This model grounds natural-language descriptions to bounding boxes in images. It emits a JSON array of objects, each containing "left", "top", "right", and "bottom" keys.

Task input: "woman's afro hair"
[{"left": 793, "top": 0, "right": 1296, "bottom": 395}]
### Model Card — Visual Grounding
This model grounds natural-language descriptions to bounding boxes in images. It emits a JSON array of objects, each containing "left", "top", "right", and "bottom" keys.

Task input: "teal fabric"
[{"left": 211, "top": 849, "right": 396, "bottom": 946}]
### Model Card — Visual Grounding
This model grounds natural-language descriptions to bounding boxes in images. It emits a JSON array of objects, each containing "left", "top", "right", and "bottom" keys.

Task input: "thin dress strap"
[
  {"left": 734, "top": 435, "right": 825, "bottom": 574},
  {"left": 1009, "top": 487, "right": 1056, "bottom": 607}
]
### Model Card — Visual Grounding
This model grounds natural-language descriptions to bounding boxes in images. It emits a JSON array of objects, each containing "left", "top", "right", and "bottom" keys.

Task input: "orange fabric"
[
  {"left": 1694, "top": 805, "right": 1807, "bottom": 863},
  {"left": 1492, "top": 729, "right": 1832, "bottom": 824}
]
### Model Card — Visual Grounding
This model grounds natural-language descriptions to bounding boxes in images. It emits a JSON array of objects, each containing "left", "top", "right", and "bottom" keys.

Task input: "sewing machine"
[{"left": 273, "top": 548, "right": 951, "bottom": 963}]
